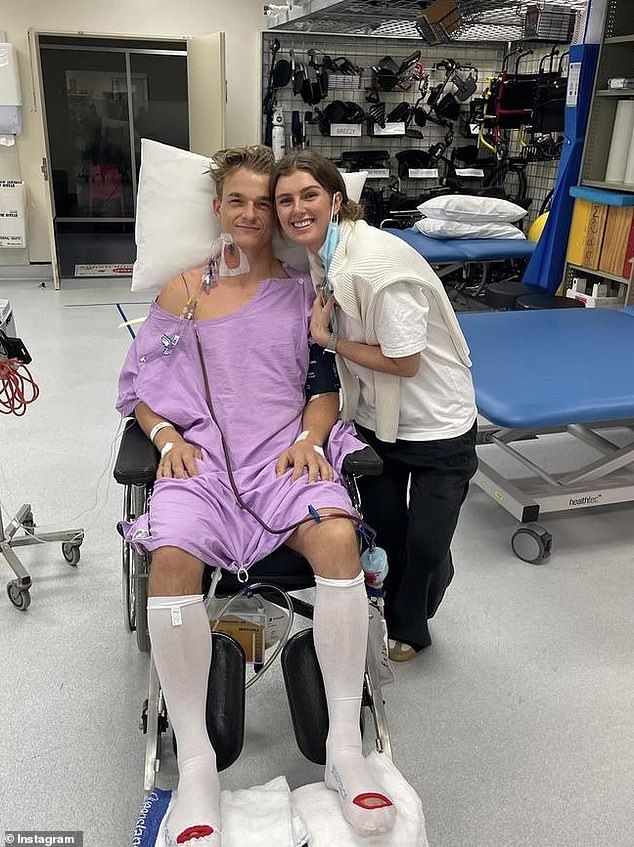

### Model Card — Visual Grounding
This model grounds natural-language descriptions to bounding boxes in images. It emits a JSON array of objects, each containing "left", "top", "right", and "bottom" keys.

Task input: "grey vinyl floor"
[{"left": 0, "top": 276, "right": 633, "bottom": 847}]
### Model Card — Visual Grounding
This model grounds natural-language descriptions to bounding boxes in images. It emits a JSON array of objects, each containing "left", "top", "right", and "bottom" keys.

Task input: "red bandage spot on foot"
[
  {"left": 176, "top": 825, "right": 214, "bottom": 843},
  {"left": 352, "top": 792, "right": 393, "bottom": 809}
]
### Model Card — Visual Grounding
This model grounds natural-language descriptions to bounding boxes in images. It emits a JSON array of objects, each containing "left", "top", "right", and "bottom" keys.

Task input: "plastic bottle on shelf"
[{"left": 272, "top": 106, "right": 286, "bottom": 161}]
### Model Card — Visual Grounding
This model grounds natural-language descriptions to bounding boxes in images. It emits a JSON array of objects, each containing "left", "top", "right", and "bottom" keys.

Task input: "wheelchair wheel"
[
  {"left": 122, "top": 483, "right": 152, "bottom": 652},
  {"left": 134, "top": 551, "right": 150, "bottom": 652},
  {"left": 122, "top": 539, "right": 134, "bottom": 632},
  {"left": 122, "top": 485, "right": 135, "bottom": 632}
]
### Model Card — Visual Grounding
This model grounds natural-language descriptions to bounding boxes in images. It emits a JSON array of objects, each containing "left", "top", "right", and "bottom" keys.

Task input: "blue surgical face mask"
[{"left": 317, "top": 196, "right": 341, "bottom": 270}]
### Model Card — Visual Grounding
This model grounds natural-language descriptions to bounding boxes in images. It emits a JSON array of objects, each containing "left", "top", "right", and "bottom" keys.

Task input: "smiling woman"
[
  {"left": 272, "top": 149, "right": 478, "bottom": 662},
  {"left": 274, "top": 171, "right": 342, "bottom": 254}
]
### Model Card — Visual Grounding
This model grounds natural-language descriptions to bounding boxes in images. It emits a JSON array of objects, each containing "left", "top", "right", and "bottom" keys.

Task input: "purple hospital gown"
[{"left": 116, "top": 268, "right": 362, "bottom": 573}]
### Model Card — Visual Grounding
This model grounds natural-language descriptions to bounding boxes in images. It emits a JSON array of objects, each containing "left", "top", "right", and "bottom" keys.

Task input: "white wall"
[{"left": 0, "top": 0, "right": 266, "bottom": 263}]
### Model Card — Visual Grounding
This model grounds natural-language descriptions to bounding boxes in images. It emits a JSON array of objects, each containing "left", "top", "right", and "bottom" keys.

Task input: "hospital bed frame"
[
  {"left": 476, "top": 419, "right": 634, "bottom": 562},
  {"left": 114, "top": 419, "right": 393, "bottom": 791},
  {"left": 460, "top": 309, "right": 634, "bottom": 563}
]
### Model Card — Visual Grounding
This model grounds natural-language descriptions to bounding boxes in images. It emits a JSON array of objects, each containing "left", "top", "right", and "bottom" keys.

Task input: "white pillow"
[
  {"left": 338, "top": 169, "right": 368, "bottom": 205},
  {"left": 132, "top": 139, "right": 367, "bottom": 292},
  {"left": 417, "top": 194, "right": 527, "bottom": 223},
  {"left": 414, "top": 217, "right": 526, "bottom": 240}
]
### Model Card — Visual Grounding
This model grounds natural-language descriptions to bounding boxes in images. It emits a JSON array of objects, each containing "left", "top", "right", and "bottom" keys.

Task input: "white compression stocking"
[
  {"left": 313, "top": 573, "right": 396, "bottom": 837},
  {"left": 147, "top": 595, "right": 221, "bottom": 847}
]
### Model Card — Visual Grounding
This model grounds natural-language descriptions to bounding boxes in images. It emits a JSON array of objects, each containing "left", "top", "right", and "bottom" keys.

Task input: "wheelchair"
[{"left": 114, "top": 419, "right": 393, "bottom": 792}]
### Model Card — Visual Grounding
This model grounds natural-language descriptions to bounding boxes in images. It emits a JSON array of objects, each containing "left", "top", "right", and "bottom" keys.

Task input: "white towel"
[
  {"left": 221, "top": 776, "right": 308, "bottom": 847},
  {"left": 153, "top": 778, "right": 307, "bottom": 847},
  {"left": 292, "top": 752, "right": 428, "bottom": 847},
  {"left": 151, "top": 755, "right": 425, "bottom": 847}
]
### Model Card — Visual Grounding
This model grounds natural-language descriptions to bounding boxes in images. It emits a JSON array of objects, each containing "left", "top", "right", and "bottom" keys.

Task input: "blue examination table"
[
  {"left": 385, "top": 228, "right": 536, "bottom": 287},
  {"left": 458, "top": 308, "right": 634, "bottom": 562}
]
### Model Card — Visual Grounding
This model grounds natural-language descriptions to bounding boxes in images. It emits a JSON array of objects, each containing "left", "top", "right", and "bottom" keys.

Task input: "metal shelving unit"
[
  {"left": 564, "top": 0, "right": 634, "bottom": 306},
  {"left": 581, "top": 0, "right": 634, "bottom": 189}
]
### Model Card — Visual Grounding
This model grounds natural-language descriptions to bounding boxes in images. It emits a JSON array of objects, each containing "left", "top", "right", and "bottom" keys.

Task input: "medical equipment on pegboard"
[
  {"left": 0, "top": 42, "right": 22, "bottom": 146},
  {"left": 0, "top": 303, "right": 84, "bottom": 610}
]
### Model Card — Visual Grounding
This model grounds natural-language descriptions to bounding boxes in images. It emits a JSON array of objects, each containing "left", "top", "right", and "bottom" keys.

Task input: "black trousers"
[{"left": 356, "top": 421, "right": 478, "bottom": 650}]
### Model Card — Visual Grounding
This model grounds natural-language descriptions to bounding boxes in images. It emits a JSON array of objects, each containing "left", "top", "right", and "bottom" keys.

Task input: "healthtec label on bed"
[{"left": 4, "top": 834, "right": 83, "bottom": 846}]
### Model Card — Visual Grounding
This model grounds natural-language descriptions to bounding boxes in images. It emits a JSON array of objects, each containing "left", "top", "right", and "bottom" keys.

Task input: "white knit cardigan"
[{"left": 316, "top": 219, "right": 472, "bottom": 443}]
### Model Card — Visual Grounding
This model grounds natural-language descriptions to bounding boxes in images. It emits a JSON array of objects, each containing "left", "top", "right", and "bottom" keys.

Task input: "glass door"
[
  {"left": 40, "top": 46, "right": 134, "bottom": 221},
  {"left": 129, "top": 52, "right": 189, "bottom": 176}
]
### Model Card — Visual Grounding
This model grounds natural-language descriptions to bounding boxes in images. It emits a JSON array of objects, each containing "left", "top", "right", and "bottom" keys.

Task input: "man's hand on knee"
[
  {"left": 157, "top": 442, "right": 202, "bottom": 480},
  {"left": 276, "top": 441, "right": 334, "bottom": 483}
]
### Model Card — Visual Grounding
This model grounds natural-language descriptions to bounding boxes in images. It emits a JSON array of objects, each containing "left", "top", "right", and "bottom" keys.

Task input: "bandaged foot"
[
  {"left": 164, "top": 755, "right": 221, "bottom": 846},
  {"left": 313, "top": 573, "right": 397, "bottom": 838},
  {"left": 325, "top": 746, "right": 396, "bottom": 837}
]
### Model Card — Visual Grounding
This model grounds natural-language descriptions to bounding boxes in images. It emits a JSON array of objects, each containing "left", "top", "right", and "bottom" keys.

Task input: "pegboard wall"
[{"left": 262, "top": 32, "right": 570, "bottom": 224}]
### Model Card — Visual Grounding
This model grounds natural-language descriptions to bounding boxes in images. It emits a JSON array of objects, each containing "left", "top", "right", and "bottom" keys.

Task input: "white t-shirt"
[{"left": 337, "top": 282, "right": 477, "bottom": 441}]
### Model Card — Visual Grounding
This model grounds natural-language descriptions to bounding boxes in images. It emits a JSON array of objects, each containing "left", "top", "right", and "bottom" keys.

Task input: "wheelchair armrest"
[
  {"left": 113, "top": 418, "right": 159, "bottom": 486},
  {"left": 342, "top": 445, "right": 383, "bottom": 477},
  {"left": 111, "top": 419, "right": 381, "bottom": 485}
]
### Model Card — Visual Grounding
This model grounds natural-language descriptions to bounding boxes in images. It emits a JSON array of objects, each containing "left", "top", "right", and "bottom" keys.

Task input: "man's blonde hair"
[{"left": 210, "top": 145, "right": 276, "bottom": 198}]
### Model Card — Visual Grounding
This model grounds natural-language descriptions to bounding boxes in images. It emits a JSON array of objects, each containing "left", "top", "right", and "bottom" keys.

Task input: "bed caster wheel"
[
  {"left": 511, "top": 524, "right": 552, "bottom": 564},
  {"left": 62, "top": 542, "right": 81, "bottom": 566},
  {"left": 7, "top": 580, "right": 31, "bottom": 610}
]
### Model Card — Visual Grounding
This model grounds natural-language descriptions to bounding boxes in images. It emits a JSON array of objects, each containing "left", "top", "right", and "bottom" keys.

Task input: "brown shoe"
[{"left": 388, "top": 639, "right": 418, "bottom": 662}]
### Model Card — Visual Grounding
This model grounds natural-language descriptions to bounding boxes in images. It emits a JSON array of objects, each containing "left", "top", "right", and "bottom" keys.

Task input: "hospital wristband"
[{"left": 149, "top": 420, "right": 175, "bottom": 444}]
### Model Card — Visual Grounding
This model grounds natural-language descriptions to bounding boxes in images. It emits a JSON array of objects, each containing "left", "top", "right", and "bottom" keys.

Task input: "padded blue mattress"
[
  {"left": 458, "top": 309, "right": 634, "bottom": 428},
  {"left": 385, "top": 228, "right": 537, "bottom": 263}
]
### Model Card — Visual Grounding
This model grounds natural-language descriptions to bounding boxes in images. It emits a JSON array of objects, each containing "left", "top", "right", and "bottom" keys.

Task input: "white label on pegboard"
[
  {"left": 330, "top": 124, "right": 362, "bottom": 137},
  {"left": 455, "top": 168, "right": 485, "bottom": 177},
  {"left": 372, "top": 122, "right": 405, "bottom": 136},
  {"left": 408, "top": 168, "right": 439, "bottom": 179},
  {"left": 567, "top": 63, "right": 581, "bottom": 107},
  {"left": 366, "top": 169, "right": 391, "bottom": 178},
  {"left": 0, "top": 179, "right": 26, "bottom": 248}
]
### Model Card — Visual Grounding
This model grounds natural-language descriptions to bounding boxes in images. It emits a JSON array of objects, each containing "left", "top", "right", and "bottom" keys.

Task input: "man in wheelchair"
[{"left": 116, "top": 145, "right": 396, "bottom": 845}]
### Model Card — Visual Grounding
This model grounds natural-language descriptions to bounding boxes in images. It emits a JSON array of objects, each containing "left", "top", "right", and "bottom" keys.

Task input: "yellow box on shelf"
[
  {"left": 567, "top": 199, "right": 592, "bottom": 265},
  {"left": 583, "top": 203, "right": 609, "bottom": 269}
]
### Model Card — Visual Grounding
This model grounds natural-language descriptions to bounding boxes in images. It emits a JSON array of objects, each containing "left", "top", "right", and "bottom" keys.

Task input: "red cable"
[{"left": 0, "top": 359, "right": 40, "bottom": 416}]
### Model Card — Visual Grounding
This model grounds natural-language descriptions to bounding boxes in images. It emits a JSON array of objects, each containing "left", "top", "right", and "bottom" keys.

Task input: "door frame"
[{"left": 28, "top": 29, "right": 193, "bottom": 289}]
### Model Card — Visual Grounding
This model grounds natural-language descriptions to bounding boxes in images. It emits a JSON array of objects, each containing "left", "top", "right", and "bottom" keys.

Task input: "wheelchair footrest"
[
  {"left": 282, "top": 629, "right": 328, "bottom": 765},
  {"left": 206, "top": 632, "right": 246, "bottom": 771}
]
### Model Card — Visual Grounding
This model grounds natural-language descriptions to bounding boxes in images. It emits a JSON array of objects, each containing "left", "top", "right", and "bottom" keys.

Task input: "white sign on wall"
[{"left": 0, "top": 180, "right": 26, "bottom": 248}]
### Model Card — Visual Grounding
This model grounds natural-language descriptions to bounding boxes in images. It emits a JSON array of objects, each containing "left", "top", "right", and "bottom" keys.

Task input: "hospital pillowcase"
[
  {"left": 132, "top": 141, "right": 215, "bottom": 292},
  {"left": 132, "top": 139, "right": 367, "bottom": 292},
  {"left": 417, "top": 194, "right": 527, "bottom": 224},
  {"left": 414, "top": 217, "right": 526, "bottom": 240}
]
